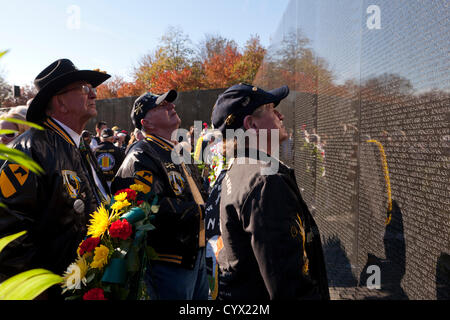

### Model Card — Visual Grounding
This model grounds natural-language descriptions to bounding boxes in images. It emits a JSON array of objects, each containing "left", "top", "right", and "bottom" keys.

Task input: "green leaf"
[
  {"left": 0, "top": 129, "right": 18, "bottom": 135},
  {"left": 145, "top": 246, "right": 159, "bottom": 260},
  {"left": 0, "top": 268, "right": 56, "bottom": 299},
  {"left": 150, "top": 205, "right": 160, "bottom": 214},
  {"left": 0, "top": 144, "right": 44, "bottom": 175},
  {"left": 2, "top": 118, "right": 44, "bottom": 131},
  {"left": 136, "top": 223, "right": 155, "bottom": 232},
  {"left": 0, "top": 230, "right": 27, "bottom": 253},
  {"left": 0, "top": 202, "right": 6, "bottom": 209},
  {"left": 3, "top": 272, "right": 62, "bottom": 300},
  {"left": 0, "top": 50, "right": 8, "bottom": 59}
]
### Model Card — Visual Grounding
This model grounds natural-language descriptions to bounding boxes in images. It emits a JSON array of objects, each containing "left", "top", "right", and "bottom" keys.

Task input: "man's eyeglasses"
[
  {"left": 57, "top": 84, "right": 97, "bottom": 96},
  {"left": 0, "top": 132, "right": 19, "bottom": 139}
]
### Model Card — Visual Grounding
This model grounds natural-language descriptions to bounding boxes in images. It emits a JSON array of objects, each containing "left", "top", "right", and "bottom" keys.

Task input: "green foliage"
[
  {"left": 2, "top": 118, "right": 44, "bottom": 131},
  {"left": 0, "top": 231, "right": 63, "bottom": 300},
  {"left": 0, "top": 144, "right": 44, "bottom": 175},
  {"left": 0, "top": 230, "right": 27, "bottom": 253}
]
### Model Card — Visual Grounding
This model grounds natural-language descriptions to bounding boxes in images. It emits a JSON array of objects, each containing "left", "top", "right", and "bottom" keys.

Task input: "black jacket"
[
  {"left": 0, "top": 117, "right": 110, "bottom": 282},
  {"left": 205, "top": 150, "right": 330, "bottom": 300},
  {"left": 94, "top": 141, "right": 125, "bottom": 182},
  {"left": 111, "top": 134, "right": 207, "bottom": 270}
]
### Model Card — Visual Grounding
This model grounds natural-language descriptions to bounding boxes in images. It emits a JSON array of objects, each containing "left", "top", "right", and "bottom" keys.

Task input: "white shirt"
[{"left": 52, "top": 118, "right": 109, "bottom": 202}]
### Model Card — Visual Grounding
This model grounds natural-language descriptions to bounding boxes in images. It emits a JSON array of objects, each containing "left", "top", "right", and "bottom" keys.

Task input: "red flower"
[
  {"left": 83, "top": 288, "right": 107, "bottom": 300},
  {"left": 137, "top": 200, "right": 144, "bottom": 205},
  {"left": 79, "top": 237, "right": 100, "bottom": 256},
  {"left": 109, "top": 219, "right": 133, "bottom": 240},
  {"left": 115, "top": 188, "right": 137, "bottom": 201}
]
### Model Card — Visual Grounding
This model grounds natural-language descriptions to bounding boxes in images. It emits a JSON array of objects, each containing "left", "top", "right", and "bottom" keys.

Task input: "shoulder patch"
[
  {"left": 0, "top": 164, "right": 30, "bottom": 198},
  {"left": 134, "top": 170, "right": 154, "bottom": 194}
]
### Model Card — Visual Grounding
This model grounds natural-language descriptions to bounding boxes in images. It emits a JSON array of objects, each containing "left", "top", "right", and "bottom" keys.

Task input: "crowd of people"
[{"left": 0, "top": 58, "right": 329, "bottom": 300}]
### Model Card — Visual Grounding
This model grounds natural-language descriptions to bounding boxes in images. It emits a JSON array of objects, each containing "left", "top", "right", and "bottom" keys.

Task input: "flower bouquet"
[{"left": 61, "top": 184, "right": 159, "bottom": 300}]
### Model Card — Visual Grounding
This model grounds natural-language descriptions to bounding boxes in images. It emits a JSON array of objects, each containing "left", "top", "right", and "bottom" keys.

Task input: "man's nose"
[
  {"left": 276, "top": 110, "right": 284, "bottom": 120},
  {"left": 88, "top": 88, "right": 97, "bottom": 99}
]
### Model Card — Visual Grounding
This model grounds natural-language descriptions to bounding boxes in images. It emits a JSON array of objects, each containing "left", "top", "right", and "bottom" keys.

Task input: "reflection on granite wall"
[{"left": 254, "top": 0, "right": 449, "bottom": 299}]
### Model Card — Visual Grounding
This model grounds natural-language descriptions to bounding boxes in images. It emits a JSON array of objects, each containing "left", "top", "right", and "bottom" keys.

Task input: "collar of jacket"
[
  {"left": 43, "top": 117, "right": 77, "bottom": 146},
  {"left": 230, "top": 147, "right": 291, "bottom": 174},
  {"left": 145, "top": 134, "right": 174, "bottom": 151}
]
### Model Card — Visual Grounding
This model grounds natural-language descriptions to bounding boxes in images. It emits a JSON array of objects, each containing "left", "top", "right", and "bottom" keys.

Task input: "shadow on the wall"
[
  {"left": 359, "top": 200, "right": 408, "bottom": 300},
  {"left": 436, "top": 253, "right": 450, "bottom": 300},
  {"left": 322, "top": 235, "right": 357, "bottom": 287}
]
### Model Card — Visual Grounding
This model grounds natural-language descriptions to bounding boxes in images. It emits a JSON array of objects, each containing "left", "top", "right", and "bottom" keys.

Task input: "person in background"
[
  {"left": 90, "top": 120, "right": 107, "bottom": 151},
  {"left": 0, "top": 105, "right": 30, "bottom": 145},
  {"left": 115, "top": 131, "right": 127, "bottom": 152},
  {"left": 125, "top": 128, "right": 145, "bottom": 155},
  {"left": 94, "top": 128, "right": 124, "bottom": 188},
  {"left": 81, "top": 129, "right": 92, "bottom": 146}
]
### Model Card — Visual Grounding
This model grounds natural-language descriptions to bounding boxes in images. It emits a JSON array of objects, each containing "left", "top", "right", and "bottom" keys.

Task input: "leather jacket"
[
  {"left": 0, "top": 117, "right": 110, "bottom": 281},
  {"left": 111, "top": 134, "right": 207, "bottom": 270},
  {"left": 205, "top": 149, "right": 330, "bottom": 300}
]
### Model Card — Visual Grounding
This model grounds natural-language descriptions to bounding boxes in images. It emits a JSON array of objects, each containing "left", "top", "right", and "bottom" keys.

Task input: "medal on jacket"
[{"left": 73, "top": 199, "right": 85, "bottom": 214}]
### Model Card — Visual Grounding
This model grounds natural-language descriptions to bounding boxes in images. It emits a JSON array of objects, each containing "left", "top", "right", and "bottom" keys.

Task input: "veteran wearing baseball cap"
[
  {"left": 112, "top": 90, "right": 209, "bottom": 300},
  {"left": 204, "top": 83, "right": 330, "bottom": 300}
]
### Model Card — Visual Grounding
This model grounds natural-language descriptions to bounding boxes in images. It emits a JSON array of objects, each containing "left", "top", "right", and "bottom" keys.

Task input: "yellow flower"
[
  {"left": 130, "top": 184, "right": 145, "bottom": 193},
  {"left": 91, "top": 245, "right": 109, "bottom": 269},
  {"left": 61, "top": 256, "right": 88, "bottom": 293},
  {"left": 87, "top": 204, "right": 111, "bottom": 238},
  {"left": 114, "top": 192, "right": 128, "bottom": 202},
  {"left": 111, "top": 199, "right": 131, "bottom": 212}
]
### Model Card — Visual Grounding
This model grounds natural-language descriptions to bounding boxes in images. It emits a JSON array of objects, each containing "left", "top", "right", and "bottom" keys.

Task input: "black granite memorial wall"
[{"left": 254, "top": 0, "right": 449, "bottom": 300}]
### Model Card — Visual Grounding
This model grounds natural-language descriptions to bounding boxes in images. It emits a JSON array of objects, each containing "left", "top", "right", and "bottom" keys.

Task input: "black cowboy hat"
[{"left": 26, "top": 58, "right": 111, "bottom": 123}]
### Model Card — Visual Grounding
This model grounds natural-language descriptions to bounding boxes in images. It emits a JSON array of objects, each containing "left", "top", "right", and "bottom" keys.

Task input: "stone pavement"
[{"left": 329, "top": 287, "right": 392, "bottom": 300}]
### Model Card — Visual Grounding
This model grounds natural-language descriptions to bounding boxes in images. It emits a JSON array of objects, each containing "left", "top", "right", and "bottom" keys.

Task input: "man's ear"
[
  {"left": 243, "top": 115, "right": 256, "bottom": 130},
  {"left": 141, "top": 118, "right": 153, "bottom": 130},
  {"left": 48, "top": 96, "right": 66, "bottom": 115}
]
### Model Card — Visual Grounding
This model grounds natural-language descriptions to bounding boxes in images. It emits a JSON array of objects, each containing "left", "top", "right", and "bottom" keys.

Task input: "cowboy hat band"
[{"left": 26, "top": 59, "right": 111, "bottom": 123}]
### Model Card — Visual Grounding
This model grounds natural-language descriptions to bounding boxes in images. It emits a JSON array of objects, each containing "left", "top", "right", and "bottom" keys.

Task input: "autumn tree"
[
  {"left": 234, "top": 35, "right": 266, "bottom": 84},
  {"left": 96, "top": 75, "right": 126, "bottom": 99},
  {"left": 134, "top": 26, "right": 198, "bottom": 92}
]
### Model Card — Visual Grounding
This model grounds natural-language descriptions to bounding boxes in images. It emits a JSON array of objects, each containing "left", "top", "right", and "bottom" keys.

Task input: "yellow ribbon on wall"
[{"left": 367, "top": 139, "right": 392, "bottom": 225}]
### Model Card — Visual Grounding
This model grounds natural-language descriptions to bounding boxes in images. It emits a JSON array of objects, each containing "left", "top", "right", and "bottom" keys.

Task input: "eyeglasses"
[
  {"left": 57, "top": 84, "right": 97, "bottom": 96},
  {"left": 0, "top": 132, "right": 19, "bottom": 139}
]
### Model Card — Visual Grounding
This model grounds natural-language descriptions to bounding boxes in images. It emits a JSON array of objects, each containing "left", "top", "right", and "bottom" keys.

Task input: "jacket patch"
[
  {"left": 134, "top": 170, "right": 153, "bottom": 194},
  {"left": 168, "top": 171, "right": 185, "bottom": 196},
  {"left": 0, "top": 164, "right": 30, "bottom": 198},
  {"left": 96, "top": 153, "right": 116, "bottom": 171},
  {"left": 62, "top": 170, "right": 81, "bottom": 199}
]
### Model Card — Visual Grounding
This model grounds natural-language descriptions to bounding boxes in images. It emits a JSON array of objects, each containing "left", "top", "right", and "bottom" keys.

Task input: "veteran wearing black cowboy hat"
[{"left": 0, "top": 59, "right": 111, "bottom": 298}]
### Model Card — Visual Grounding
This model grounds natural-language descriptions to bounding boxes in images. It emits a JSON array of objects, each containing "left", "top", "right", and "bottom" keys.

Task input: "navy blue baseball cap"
[
  {"left": 131, "top": 90, "right": 178, "bottom": 130},
  {"left": 211, "top": 83, "right": 289, "bottom": 134}
]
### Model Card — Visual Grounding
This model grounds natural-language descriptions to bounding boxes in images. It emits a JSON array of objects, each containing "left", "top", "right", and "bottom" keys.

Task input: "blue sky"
[{"left": 0, "top": 0, "right": 290, "bottom": 86}]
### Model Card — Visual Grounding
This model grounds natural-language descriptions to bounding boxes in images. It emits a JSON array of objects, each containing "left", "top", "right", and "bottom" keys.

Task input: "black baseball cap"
[
  {"left": 211, "top": 83, "right": 289, "bottom": 134},
  {"left": 81, "top": 130, "right": 91, "bottom": 138},
  {"left": 101, "top": 128, "right": 114, "bottom": 138},
  {"left": 131, "top": 90, "right": 178, "bottom": 130}
]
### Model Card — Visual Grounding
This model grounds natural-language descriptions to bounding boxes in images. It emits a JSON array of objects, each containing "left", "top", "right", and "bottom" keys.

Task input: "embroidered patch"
[
  {"left": 96, "top": 153, "right": 115, "bottom": 172},
  {"left": 225, "top": 114, "right": 235, "bottom": 125},
  {"left": 62, "top": 170, "right": 81, "bottom": 199},
  {"left": 134, "top": 170, "right": 154, "bottom": 194},
  {"left": 168, "top": 171, "right": 185, "bottom": 196},
  {"left": 0, "top": 164, "right": 30, "bottom": 198}
]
